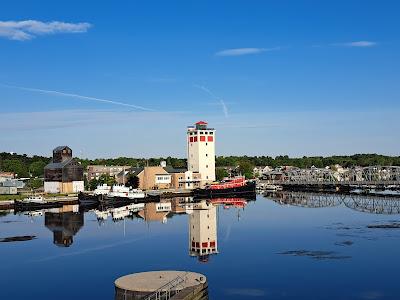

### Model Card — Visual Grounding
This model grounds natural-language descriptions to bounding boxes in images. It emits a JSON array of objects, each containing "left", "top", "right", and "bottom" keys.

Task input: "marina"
[{"left": 2, "top": 192, "right": 400, "bottom": 299}]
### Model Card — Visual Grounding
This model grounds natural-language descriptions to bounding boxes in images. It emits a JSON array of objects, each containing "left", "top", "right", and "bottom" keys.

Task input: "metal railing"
[{"left": 141, "top": 273, "right": 189, "bottom": 300}]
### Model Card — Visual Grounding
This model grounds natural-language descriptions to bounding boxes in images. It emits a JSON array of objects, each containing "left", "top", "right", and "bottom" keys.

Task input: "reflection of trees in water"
[
  {"left": 45, "top": 211, "right": 84, "bottom": 247},
  {"left": 267, "top": 191, "right": 400, "bottom": 215}
]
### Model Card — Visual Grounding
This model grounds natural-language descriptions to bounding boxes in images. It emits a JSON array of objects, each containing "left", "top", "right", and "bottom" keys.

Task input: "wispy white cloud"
[
  {"left": 0, "top": 83, "right": 154, "bottom": 111},
  {"left": 333, "top": 41, "right": 377, "bottom": 47},
  {"left": 0, "top": 20, "right": 91, "bottom": 41},
  {"left": 194, "top": 84, "right": 228, "bottom": 118},
  {"left": 215, "top": 47, "right": 280, "bottom": 57}
]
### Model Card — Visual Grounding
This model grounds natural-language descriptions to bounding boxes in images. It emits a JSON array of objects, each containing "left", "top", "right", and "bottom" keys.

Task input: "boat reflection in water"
[{"left": 44, "top": 204, "right": 84, "bottom": 247}]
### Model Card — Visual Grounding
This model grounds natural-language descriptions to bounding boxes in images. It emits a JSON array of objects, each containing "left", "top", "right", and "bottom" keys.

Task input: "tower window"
[
  {"left": 206, "top": 165, "right": 208, "bottom": 168},
  {"left": 206, "top": 154, "right": 208, "bottom": 157}
]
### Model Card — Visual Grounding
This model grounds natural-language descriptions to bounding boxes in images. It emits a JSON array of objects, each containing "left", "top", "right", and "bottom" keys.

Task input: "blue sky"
[{"left": 0, "top": 0, "right": 399, "bottom": 158}]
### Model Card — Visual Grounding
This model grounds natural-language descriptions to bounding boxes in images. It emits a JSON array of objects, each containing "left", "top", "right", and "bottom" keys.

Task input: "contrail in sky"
[
  {"left": 194, "top": 84, "right": 229, "bottom": 118},
  {"left": 0, "top": 83, "right": 154, "bottom": 111}
]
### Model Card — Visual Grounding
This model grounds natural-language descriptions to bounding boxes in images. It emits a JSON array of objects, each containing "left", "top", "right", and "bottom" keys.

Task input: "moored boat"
[
  {"left": 194, "top": 176, "right": 256, "bottom": 198},
  {"left": 100, "top": 184, "right": 146, "bottom": 205},
  {"left": 78, "top": 184, "right": 111, "bottom": 206},
  {"left": 14, "top": 195, "right": 63, "bottom": 211}
]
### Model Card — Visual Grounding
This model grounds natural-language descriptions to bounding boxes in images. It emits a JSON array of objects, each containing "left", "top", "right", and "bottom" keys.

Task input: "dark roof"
[
  {"left": 53, "top": 146, "right": 71, "bottom": 152},
  {"left": 163, "top": 166, "right": 187, "bottom": 174},
  {"left": 131, "top": 167, "right": 144, "bottom": 176},
  {"left": 116, "top": 167, "right": 144, "bottom": 177},
  {"left": 44, "top": 157, "right": 74, "bottom": 169}
]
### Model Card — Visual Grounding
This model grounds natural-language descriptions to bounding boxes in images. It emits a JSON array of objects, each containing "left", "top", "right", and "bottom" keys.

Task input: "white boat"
[
  {"left": 21, "top": 195, "right": 46, "bottom": 204},
  {"left": 93, "top": 184, "right": 111, "bottom": 195},
  {"left": 107, "top": 184, "right": 146, "bottom": 200},
  {"left": 264, "top": 184, "right": 283, "bottom": 191}
]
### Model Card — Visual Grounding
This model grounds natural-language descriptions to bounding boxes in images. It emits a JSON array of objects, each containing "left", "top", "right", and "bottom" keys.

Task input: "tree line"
[{"left": 1, "top": 152, "right": 399, "bottom": 178}]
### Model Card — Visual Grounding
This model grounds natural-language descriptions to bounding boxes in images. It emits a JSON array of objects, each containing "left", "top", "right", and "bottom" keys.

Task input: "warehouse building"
[{"left": 44, "top": 146, "right": 84, "bottom": 194}]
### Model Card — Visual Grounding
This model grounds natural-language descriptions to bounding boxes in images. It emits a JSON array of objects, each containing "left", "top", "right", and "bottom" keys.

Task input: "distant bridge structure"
[
  {"left": 267, "top": 191, "right": 400, "bottom": 214},
  {"left": 262, "top": 166, "right": 400, "bottom": 189}
]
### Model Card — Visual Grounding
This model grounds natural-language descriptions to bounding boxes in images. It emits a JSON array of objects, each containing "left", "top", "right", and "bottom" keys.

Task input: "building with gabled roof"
[{"left": 44, "top": 146, "right": 84, "bottom": 194}]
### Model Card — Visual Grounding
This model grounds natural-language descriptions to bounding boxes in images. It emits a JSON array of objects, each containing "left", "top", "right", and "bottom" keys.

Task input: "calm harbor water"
[{"left": 1, "top": 193, "right": 400, "bottom": 299}]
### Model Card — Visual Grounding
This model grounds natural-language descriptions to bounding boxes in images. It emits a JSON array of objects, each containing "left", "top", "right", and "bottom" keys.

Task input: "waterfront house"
[
  {"left": 116, "top": 164, "right": 201, "bottom": 190},
  {"left": 0, "top": 172, "right": 15, "bottom": 183}
]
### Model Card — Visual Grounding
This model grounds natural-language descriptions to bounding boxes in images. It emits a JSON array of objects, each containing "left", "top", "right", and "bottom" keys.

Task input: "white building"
[
  {"left": 187, "top": 121, "right": 216, "bottom": 186},
  {"left": 188, "top": 201, "right": 218, "bottom": 261}
]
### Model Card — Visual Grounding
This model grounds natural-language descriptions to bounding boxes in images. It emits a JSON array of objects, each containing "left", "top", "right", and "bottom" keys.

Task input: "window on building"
[
  {"left": 206, "top": 165, "right": 208, "bottom": 168},
  {"left": 206, "top": 154, "right": 208, "bottom": 157},
  {"left": 206, "top": 176, "right": 209, "bottom": 179},
  {"left": 205, "top": 143, "right": 208, "bottom": 146},
  {"left": 210, "top": 132, "right": 214, "bottom": 135}
]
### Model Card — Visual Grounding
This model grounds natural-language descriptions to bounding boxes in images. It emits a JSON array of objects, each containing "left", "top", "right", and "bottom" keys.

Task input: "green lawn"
[{"left": 0, "top": 194, "right": 25, "bottom": 201}]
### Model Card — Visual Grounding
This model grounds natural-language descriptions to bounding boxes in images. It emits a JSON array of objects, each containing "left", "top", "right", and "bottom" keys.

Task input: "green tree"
[
  {"left": 27, "top": 178, "right": 43, "bottom": 190},
  {"left": 2, "top": 159, "right": 29, "bottom": 177},
  {"left": 238, "top": 160, "right": 255, "bottom": 179},
  {"left": 29, "top": 161, "right": 47, "bottom": 177},
  {"left": 88, "top": 174, "right": 116, "bottom": 190},
  {"left": 125, "top": 174, "right": 140, "bottom": 188},
  {"left": 215, "top": 168, "right": 228, "bottom": 181}
]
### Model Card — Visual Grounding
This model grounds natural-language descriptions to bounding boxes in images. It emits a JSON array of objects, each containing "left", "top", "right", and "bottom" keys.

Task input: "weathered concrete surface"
[{"left": 115, "top": 271, "right": 207, "bottom": 300}]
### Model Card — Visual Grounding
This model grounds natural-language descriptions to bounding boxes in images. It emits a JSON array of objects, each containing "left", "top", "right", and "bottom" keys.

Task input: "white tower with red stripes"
[{"left": 187, "top": 121, "right": 216, "bottom": 185}]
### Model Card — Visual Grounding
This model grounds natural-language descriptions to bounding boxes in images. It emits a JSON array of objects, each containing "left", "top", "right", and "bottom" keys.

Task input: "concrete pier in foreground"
[{"left": 114, "top": 271, "right": 208, "bottom": 300}]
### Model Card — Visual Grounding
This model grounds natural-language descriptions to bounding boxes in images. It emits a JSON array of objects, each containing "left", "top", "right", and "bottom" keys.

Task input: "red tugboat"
[
  {"left": 209, "top": 197, "right": 248, "bottom": 208},
  {"left": 194, "top": 176, "right": 256, "bottom": 198}
]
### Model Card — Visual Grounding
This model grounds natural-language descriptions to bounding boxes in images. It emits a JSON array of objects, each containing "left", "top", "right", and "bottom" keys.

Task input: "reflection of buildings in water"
[
  {"left": 44, "top": 205, "right": 83, "bottom": 247},
  {"left": 137, "top": 201, "right": 172, "bottom": 223},
  {"left": 188, "top": 201, "right": 218, "bottom": 262},
  {"left": 170, "top": 197, "right": 193, "bottom": 214}
]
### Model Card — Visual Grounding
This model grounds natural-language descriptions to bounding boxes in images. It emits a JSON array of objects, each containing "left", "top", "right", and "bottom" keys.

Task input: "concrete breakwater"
[{"left": 114, "top": 271, "right": 208, "bottom": 300}]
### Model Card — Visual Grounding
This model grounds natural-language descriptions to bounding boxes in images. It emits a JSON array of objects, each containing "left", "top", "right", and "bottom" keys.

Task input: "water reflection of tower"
[
  {"left": 188, "top": 201, "right": 218, "bottom": 262},
  {"left": 44, "top": 205, "right": 84, "bottom": 247}
]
